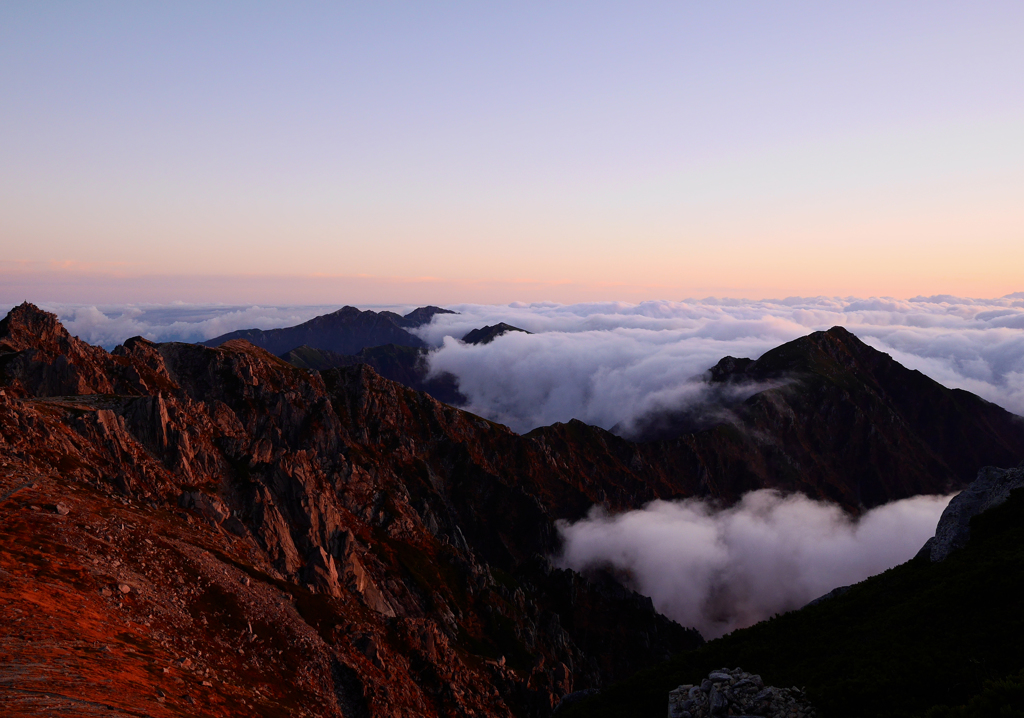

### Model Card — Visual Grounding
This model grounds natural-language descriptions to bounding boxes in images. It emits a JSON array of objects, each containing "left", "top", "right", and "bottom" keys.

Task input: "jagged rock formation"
[
  {"left": 922, "top": 463, "right": 1024, "bottom": 561},
  {"left": 0, "top": 302, "right": 695, "bottom": 718},
  {"left": 667, "top": 668, "right": 815, "bottom": 718},
  {"left": 203, "top": 305, "right": 455, "bottom": 356},
  {"left": 281, "top": 344, "right": 466, "bottom": 406},
  {"left": 461, "top": 323, "right": 530, "bottom": 345}
]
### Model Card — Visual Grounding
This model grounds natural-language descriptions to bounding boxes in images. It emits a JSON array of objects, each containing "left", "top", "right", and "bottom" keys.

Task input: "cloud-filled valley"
[{"left": 555, "top": 490, "right": 953, "bottom": 640}]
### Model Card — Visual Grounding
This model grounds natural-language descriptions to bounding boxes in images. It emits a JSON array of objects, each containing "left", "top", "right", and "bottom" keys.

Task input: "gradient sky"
[{"left": 2, "top": 2, "right": 1023, "bottom": 304}]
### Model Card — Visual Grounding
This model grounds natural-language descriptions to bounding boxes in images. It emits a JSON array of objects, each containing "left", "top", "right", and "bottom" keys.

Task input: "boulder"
[
  {"left": 924, "top": 464, "right": 1024, "bottom": 562},
  {"left": 669, "top": 668, "right": 815, "bottom": 718}
]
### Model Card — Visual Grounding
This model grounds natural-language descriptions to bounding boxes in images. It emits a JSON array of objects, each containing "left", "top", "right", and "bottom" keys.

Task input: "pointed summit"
[
  {"left": 0, "top": 302, "right": 72, "bottom": 354},
  {"left": 397, "top": 305, "right": 457, "bottom": 328},
  {"left": 0, "top": 303, "right": 177, "bottom": 397},
  {"left": 708, "top": 326, "right": 881, "bottom": 384},
  {"left": 634, "top": 325, "right": 1024, "bottom": 506}
]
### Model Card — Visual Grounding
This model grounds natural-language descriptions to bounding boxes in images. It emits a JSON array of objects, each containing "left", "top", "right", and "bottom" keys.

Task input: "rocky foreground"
[{"left": 667, "top": 668, "right": 815, "bottom": 718}]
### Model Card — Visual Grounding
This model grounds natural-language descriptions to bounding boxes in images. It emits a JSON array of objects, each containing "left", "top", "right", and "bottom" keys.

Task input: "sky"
[{"left": 2, "top": 2, "right": 1023, "bottom": 304}]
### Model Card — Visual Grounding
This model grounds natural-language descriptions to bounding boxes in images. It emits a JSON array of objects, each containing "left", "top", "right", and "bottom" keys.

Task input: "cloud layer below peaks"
[{"left": 418, "top": 295, "right": 1024, "bottom": 432}]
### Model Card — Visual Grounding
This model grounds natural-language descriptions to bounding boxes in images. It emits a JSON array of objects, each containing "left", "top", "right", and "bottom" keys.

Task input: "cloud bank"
[
  {"left": 418, "top": 295, "right": 1024, "bottom": 432},
  {"left": 5, "top": 294, "right": 1022, "bottom": 433},
  {"left": 555, "top": 490, "right": 952, "bottom": 640}
]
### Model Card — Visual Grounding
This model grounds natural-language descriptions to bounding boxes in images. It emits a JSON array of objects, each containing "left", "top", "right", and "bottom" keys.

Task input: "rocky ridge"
[
  {"left": 0, "top": 303, "right": 695, "bottom": 717},
  {"left": 667, "top": 668, "right": 815, "bottom": 718}
]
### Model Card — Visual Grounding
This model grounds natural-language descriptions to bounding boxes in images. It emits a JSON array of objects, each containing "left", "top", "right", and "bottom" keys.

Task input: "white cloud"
[{"left": 555, "top": 490, "right": 952, "bottom": 639}]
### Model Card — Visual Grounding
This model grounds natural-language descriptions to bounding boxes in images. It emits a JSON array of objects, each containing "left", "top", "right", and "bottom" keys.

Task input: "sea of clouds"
[
  {"left": 11, "top": 294, "right": 1024, "bottom": 434},
  {"left": 555, "top": 490, "right": 953, "bottom": 639},
  {"left": 417, "top": 294, "right": 1024, "bottom": 432}
]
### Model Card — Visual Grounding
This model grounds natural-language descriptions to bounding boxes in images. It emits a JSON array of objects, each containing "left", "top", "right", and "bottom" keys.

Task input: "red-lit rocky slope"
[
  {"left": 2, "top": 303, "right": 1023, "bottom": 717},
  {"left": 0, "top": 303, "right": 696, "bottom": 718}
]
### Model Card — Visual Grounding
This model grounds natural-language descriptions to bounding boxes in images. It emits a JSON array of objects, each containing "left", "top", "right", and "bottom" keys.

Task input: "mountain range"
[
  {"left": 2, "top": 301, "right": 1023, "bottom": 717},
  {"left": 205, "top": 306, "right": 526, "bottom": 407}
]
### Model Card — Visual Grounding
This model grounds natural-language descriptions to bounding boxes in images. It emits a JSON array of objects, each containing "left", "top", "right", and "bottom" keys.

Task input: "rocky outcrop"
[
  {"left": 667, "top": 668, "right": 816, "bottom": 718},
  {"left": 0, "top": 302, "right": 171, "bottom": 397},
  {"left": 921, "top": 463, "right": 1024, "bottom": 561}
]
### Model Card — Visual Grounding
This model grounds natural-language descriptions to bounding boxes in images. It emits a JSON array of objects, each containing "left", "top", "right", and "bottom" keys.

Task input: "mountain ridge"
[{"left": 627, "top": 326, "right": 1024, "bottom": 508}]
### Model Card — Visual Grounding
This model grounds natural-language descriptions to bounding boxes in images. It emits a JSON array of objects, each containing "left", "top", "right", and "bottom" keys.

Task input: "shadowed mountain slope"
[
  {"left": 626, "top": 326, "right": 1024, "bottom": 509},
  {"left": 280, "top": 344, "right": 466, "bottom": 407}
]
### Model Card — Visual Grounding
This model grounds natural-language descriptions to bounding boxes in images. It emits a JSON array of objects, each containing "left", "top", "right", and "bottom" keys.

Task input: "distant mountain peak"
[
  {"left": 202, "top": 305, "right": 458, "bottom": 356},
  {"left": 399, "top": 305, "right": 457, "bottom": 328},
  {"left": 461, "top": 322, "right": 530, "bottom": 345}
]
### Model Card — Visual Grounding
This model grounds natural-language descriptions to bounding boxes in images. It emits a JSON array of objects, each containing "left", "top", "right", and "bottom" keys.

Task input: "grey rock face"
[
  {"left": 668, "top": 668, "right": 816, "bottom": 718},
  {"left": 926, "top": 464, "right": 1024, "bottom": 562}
]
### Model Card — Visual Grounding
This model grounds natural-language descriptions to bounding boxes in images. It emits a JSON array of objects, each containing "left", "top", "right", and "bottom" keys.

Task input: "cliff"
[{"left": 922, "top": 463, "right": 1024, "bottom": 561}]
